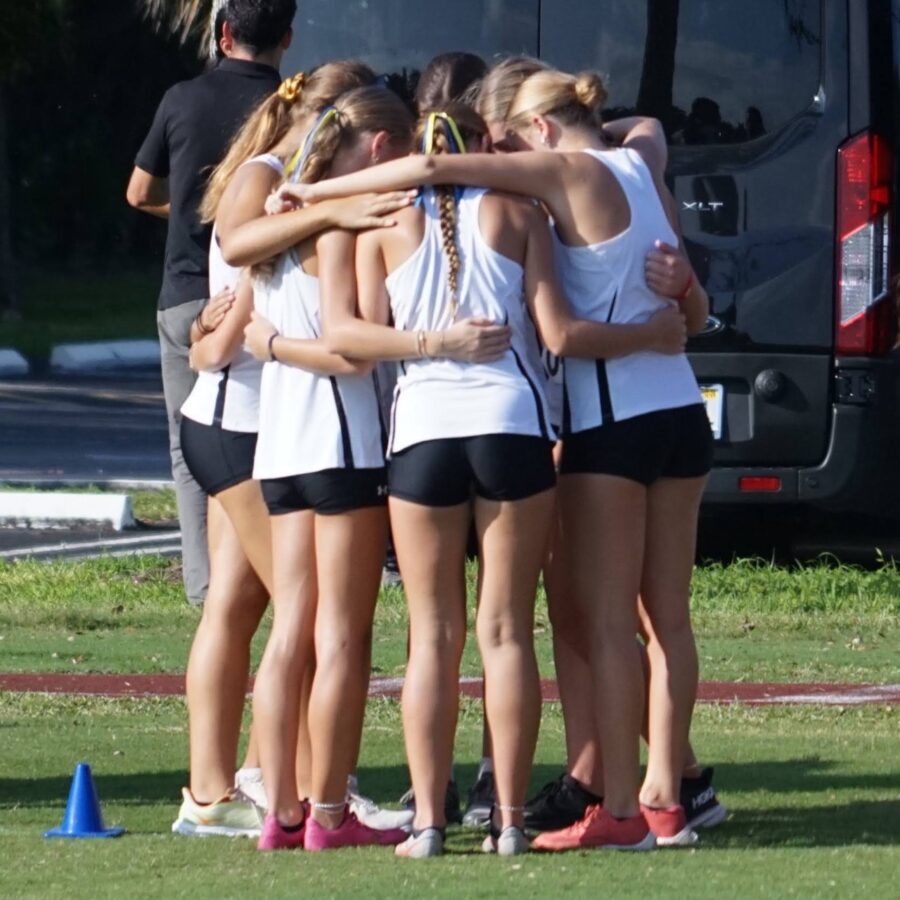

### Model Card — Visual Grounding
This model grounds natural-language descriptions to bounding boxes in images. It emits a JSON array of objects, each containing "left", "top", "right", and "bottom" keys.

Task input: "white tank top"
[
  {"left": 386, "top": 188, "right": 553, "bottom": 455},
  {"left": 252, "top": 249, "right": 386, "bottom": 479},
  {"left": 554, "top": 148, "right": 702, "bottom": 433},
  {"left": 180, "top": 153, "right": 284, "bottom": 433}
]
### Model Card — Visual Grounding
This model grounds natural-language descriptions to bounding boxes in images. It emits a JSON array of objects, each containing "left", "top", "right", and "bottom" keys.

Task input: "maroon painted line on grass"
[{"left": 1, "top": 672, "right": 898, "bottom": 706}]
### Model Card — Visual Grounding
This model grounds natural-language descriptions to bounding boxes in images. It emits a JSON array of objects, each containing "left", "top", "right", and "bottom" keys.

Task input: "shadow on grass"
[
  {"left": 712, "top": 756, "right": 900, "bottom": 795},
  {"left": 4, "top": 761, "right": 898, "bottom": 848}
]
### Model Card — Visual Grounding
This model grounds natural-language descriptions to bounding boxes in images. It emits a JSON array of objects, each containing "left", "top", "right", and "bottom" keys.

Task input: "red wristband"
[{"left": 676, "top": 272, "right": 695, "bottom": 303}]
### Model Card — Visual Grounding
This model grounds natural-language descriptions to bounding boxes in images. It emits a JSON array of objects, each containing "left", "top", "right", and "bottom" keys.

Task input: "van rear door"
[{"left": 541, "top": 0, "right": 841, "bottom": 468}]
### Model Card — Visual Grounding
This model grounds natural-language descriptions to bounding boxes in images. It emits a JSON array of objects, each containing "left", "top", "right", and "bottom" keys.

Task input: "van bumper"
[{"left": 702, "top": 357, "right": 900, "bottom": 516}]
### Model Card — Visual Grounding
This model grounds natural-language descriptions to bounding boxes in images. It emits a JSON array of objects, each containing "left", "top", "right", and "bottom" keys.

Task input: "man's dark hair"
[{"left": 224, "top": 0, "right": 297, "bottom": 54}]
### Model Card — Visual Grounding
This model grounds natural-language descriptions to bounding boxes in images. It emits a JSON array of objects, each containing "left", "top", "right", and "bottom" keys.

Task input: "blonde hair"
[
  {"left": 506, "top": 69, "right": 608, "bottom": 133},
  {"left": 298, "top": 85, "right": 414, "bottom": 185},
  {"left": 476, "top": 55, "right": 551, "bottom": 126},
  {"left": 414, "top": 103, "right": 488, "bottom": 319},
  {"left": 199, "top": 60, "right": 375, "bottom": 222}
]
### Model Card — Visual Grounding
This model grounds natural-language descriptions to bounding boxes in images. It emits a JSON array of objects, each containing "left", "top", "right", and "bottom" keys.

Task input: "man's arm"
[{"left": 126, "top": 167, "right": 170, "bottom": 219}]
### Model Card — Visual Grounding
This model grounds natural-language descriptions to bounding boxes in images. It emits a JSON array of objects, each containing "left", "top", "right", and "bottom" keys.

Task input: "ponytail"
[{"left": 199, "top": 73, "right": 308, "bottom": 223}]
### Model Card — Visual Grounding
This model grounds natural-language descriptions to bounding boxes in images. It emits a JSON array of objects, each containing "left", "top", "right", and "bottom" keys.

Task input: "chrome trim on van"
[{"left": 698, "top": 315, "right": 726, "bottom": 336}]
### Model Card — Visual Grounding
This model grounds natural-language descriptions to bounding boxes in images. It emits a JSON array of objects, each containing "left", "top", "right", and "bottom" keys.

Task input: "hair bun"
[{"left": 574, "top": 72, "right": 608, "bottom": 111}]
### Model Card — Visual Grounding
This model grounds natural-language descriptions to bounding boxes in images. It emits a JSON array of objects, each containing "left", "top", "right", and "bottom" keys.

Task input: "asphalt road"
[{"left": 0, "top": 374, "right": 171, "bottom": 482}]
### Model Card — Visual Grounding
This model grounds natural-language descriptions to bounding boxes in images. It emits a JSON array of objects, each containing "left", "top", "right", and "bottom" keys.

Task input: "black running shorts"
[
  {"left": 560, "top": 404, "right": 713, "bottom": 486},
  {"left": 389, "top": 434, "right": 556, "bottom": 507},
  {"left": 261, "top": 467, "right": 388, "bottom": 516},
  {"left": 180, "top": 417, "right": 258, "bottom": 497}
]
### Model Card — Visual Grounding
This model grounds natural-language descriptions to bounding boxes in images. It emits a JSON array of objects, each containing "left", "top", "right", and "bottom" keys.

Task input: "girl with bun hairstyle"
[
  {"left": 308, "top": 100, "right": 688, "bottom": 858},
  {"left": 173, "top": 62, "right": 415, "bottom": 838},
  {"left": 281, "top": 68, "right": 711, "bottom": 851},
  {"left": 240, "top": 86, "right": 513, "bottom": 852},
  {"left": 475, "top": 60, "right": 724, "bottom": 838}
]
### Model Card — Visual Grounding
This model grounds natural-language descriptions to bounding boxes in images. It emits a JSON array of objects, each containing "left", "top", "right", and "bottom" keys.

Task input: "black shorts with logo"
[
  {"left": 389, "top": 434, "right": 556, "bottom": 507},
  {"left": 261, "top": 467, "right": 388, "bottom": 516},
  {"left": 560, "top": 404, "right": 713, "bottom": 486},
  {"left": 180, "top": 417, "right": 257, "bottom": 497}
]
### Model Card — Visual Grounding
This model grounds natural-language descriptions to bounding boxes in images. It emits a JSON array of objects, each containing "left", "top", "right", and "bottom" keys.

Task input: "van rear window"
[
  {"left": 289, "top": 0, "right": 538, "bottom": 77},
  {"left": 541, "top": 0, "right": 823, "bottom": 145}
]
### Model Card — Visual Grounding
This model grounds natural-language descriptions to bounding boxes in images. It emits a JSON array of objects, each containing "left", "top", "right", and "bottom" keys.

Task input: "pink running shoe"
[
  {"left": 640, "top": 804, "right": 698, "bottom": 847},
  {"left": 257, "top": 814, "right": 306, "bottom": 851},
  {"left": 304, "top": 810, "right": 408, "bottom": 851},
  {"left": 531, "top": 805, "right": 656, "bottom": 852}
]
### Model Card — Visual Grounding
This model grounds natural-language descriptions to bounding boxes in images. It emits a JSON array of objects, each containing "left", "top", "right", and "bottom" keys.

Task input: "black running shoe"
[
  {"left": 680, "top": 766, "right": 727, "bottom": 830},
  {"left": 400, "top": 780, "right": 463, "bottom": 825},
  {"left": 462, "top": 771, "right": 495, "bottom": 828},
  {"left": 524, "top": 772, "right": 601, "bottom": 832}
]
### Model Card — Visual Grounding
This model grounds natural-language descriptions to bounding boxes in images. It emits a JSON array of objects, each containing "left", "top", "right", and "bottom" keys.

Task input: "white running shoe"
[
  {"left": 171, "top": 787, "right": 262, "bottom": 838},
  {"left": 395, "top": 827, "right": 445, "bottom": 859},
  {"left": 348, "top": 790, "right": 415, "bottom": 831},
  {"left": 234, "top": 768, "right": 267, "bottom": 812},
  {"left": 482, "top": 825, "right": 529, "bottom": 857}
]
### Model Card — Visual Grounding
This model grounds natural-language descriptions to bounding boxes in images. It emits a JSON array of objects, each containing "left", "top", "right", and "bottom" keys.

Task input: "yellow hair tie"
[{"left": 277, "top": 73, "right": 306, "bottom": 105}]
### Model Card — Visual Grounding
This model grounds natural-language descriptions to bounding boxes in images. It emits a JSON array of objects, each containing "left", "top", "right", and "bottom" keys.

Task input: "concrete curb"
[
  {"left": 49, "top": 339, "right": 160, "bottom": 373},
  {"left": 0, "top": 478, "right": 174, "bottom": 491},
  {"left": 0, "top": 492, "right": 135, "bottom": 531},
  {"left": 0, "top": 348, "right": 30, "bottom": 377}
]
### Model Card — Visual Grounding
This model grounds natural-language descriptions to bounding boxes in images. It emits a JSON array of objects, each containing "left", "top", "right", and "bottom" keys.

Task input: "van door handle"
[{"left": 696, "top": 315, "right": 726, "bottom": 337}]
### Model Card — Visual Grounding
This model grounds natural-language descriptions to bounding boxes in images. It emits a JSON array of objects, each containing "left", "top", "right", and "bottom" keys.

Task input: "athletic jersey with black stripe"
[
  {"left": 180, "top": 153, "right": 283, "bottom": 433},
  {"left": 554, "top": 148, "right": 701, "bottom": 434},
  {"left": 252, "top": 249, "right": 385, "bottom": 480},
  {"left": 386, "top": 187, "right": 553, "bottom": 455}
]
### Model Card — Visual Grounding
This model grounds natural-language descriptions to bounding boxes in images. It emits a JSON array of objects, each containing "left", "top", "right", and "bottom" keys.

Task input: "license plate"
[{"left": 701, "top": 384, "right": 724, "bottom": 440}]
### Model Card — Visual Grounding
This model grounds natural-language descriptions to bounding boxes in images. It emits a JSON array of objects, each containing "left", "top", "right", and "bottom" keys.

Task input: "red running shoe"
[
  {"left": 640, "top": 804, "right": 698, "bottom": 847},
  {"left": 531, "top": 805, "right": 656, "bottom": 852},
  {"left": 257, "top": 813, "right": 305, "bottom": 851},
  {"left": 304, "top": 809, "right": 408, "bottom": 851}
]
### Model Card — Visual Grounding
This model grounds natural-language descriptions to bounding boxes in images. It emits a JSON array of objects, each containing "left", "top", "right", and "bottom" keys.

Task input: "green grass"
[
  {"left": 3, "top": 267, "right": 159, "bottom": 362},
  {"left": 0, "top": 695, "right": 897, "bottom": 899},
  {"left": 0, "top": 557, "right": 898, "bottom": 684}
]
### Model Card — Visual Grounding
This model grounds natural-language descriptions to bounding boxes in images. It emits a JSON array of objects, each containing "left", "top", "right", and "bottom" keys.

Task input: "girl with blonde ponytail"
[
  {"left": 173, "top": 61, "right": 418, "bottom": 842},
  {"left": 281, "top": 66, "right": 713, "bottom": 852}
]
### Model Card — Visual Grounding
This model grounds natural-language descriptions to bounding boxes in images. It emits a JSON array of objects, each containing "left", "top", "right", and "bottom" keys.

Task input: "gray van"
[{"left": 284, "top": 0, "right": 900, "bottom": 523}]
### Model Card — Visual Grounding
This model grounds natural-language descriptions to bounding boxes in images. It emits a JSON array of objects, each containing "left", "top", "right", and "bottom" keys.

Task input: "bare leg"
[
  {"left": 216, "top": 479, "right": 274, "bottom": 773},
  {"left": 543, "top": 503, "right": 603, "bottom": 794},
  {"left": 308, "top": 507, "right": 387, "bottom": 827},
  {"left": 639, "top": 476, "right": 706, "bottom": 809},
  {"left": 185, "top": 497, "right": 268, "bottom": 802},
  {"left": 475, "top": 489, "right": 553, "bottom": 829},
  {"left": 253, "top": 511, "right": 317, "bottom": 826},
  {"left": 391, "top": 496, "right": 470, "bottom": 830},
  {"left": 559, "top": 474, "right": 646, "bottom": 819}
]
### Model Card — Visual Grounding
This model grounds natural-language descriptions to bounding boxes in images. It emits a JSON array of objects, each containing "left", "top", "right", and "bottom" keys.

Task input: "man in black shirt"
[{"left": 127, "top": 0, "right": 294, "bottom": 604}]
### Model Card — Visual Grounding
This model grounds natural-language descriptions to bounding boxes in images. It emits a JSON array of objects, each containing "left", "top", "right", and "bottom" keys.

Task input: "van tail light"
[{"left": 835, "top": 132, "right": 893, "bottom": 355}]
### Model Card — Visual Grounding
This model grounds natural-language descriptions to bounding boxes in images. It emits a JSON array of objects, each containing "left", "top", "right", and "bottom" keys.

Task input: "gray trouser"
[{"left": 157, "top": 299, "right": 209, "bottom": 606}]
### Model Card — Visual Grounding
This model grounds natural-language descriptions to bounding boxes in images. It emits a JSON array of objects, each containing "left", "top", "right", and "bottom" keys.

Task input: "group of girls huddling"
[{"left": 172, "top": 49, "right": 726, "bottom": 858}]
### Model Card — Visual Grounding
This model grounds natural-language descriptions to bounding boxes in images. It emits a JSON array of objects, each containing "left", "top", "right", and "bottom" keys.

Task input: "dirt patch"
[{"left": 1, "top": 672, "right": 897, "bottom": 706}]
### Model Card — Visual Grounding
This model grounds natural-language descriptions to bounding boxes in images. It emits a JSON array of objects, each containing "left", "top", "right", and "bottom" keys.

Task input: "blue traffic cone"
[{"left": 44, "top": 762, "right": 125, "bottom": 838}]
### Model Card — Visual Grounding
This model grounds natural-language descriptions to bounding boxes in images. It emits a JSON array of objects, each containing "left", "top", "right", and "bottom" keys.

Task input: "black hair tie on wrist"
[{"left": 267, "top": 332, "right": 279, "bottom": 362}]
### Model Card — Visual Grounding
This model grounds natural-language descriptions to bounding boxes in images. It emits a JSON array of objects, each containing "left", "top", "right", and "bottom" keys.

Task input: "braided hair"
[{"left": 414, "top": 103, "right": 489, "bottom": 319}]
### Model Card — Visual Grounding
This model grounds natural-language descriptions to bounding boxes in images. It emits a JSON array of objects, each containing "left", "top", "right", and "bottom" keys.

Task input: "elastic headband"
[
  {"left": 419, "top": 113, "right": 468, "bottom": 206},
  {"left": 421, "top": 112, "right": 468, "bottom": 156}
]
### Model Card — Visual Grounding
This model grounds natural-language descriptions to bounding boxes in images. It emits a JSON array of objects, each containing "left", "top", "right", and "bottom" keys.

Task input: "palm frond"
[{"left": 140, "top": 0, "right": 218, "bottom": 51}]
